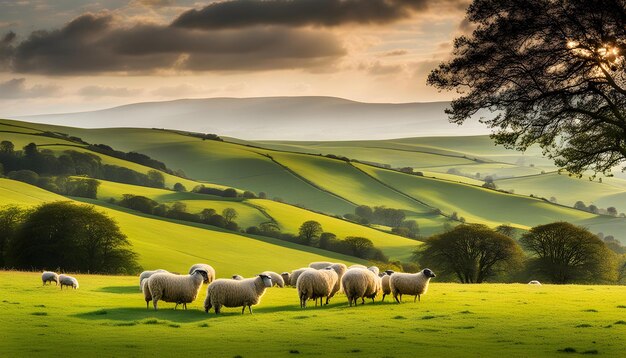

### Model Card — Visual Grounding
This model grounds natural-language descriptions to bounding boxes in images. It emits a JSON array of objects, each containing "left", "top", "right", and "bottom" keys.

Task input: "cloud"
[
  {"left": 130, "top": 0, "right": 177, "bottom": 7},
  {"left": 360, "top": 61, "right": 405, "bottom": 76},
  {"left": 151, "top": 83, "right": 216, "bottom": 97},
  {"left": 78, "top": 85, "right": 142, "bottom": 97},
  {"left": 6, "top": 13, "right": 345, "bottom": 75},
  {"left": 0, "top": 78, "right": 61, "bottom": 99},
  {"left": 382, "top": 49, "right": 408, "bottom": 57},
  {"left": 172, "top": 0, "right": 468, "bottom": 29}
]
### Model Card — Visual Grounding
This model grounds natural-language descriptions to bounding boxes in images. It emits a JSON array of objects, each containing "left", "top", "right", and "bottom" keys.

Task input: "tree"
[
  {"left": 223, "top": 188, "right": 238, "bottom": 198},
  {"left": 222, "top": 208, "right": 238, "bottom": 224},
  {"left": 418, "top": 224, "right": 524, "bottom": 283},
  {"left": 298, "top": 220, "right": 323, "bottom": 246},
  {"left": 607, "top": 207, "right": 618, "bottom": 216},
  {"left": 520, "top": 222, "right": 618, "bottom": 283},
  {"left": 0, "top": 205, "right": 26, "bottom": 267},
  {"left": 242, "top": 190, "right": 256, "bottom": 199},
  {"left": 146, "top": 170, "right": 165, "bottom": 188},
  {"left": 588, "top": 205, "right": 599, "bottom": 214},
  {"left": 7, "top": 202, "right": 140, "bottom": 274},
  {"left": 428, "top": 0, "right": 626, "bottom": 175},
  {"left": 355, "top": 205, "right": 373, "bottom": 222},
  {"left": 342, "top": 236, "right": 374, "bottom": 259},
  {"left": 200, "top": 208, "right": 216, "bottom": 223},
  {"left": 7, "top": 170, "right": 39, "bottom": 185},
  {"left": 0, "top": 140, "right": 14, "bottom": 154},
  {"left": 495, "top": 224, "right": 516, "bottom": 238},
  {"left": 173, "top": 182, "right": 187, "bottom": 192},
  {"left": 65, "top": 178, "right": 100, "bottom": 199},
  {"left": 574, "top": 201, "right": 588, "bottom": 211},
  {"left": 319, "top": 232, "right": 337, "bottom": 250}
]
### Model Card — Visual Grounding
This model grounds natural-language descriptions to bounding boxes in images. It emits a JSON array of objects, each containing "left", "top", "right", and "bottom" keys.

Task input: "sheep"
[
  {"left": 390, "top": 268, "right": 436, "bottom": 303},
  {"left": 528, "top": 280, "right": 542, "bottom": 285},
  {"left": 261, "top": 271, "right": 285, "bottom": 288},
  {"left": 41, "top": 271, "right": 59, "bottom": 286},
  {"left": 296, "top": 267, "right": 338, "bottom": 308},
  {"left": 188, "top": 263, "right": 216, "bottom": 284},
  {"left": 380, "top": 270, "right": 395, "bottom": 302},
  {"left": 139, "top": 269, "right": 168, "bottom": 289},
  {"left": 368, "top": 266, "right": 380, "bottom": 276},
  {"left": 204, "top": 274, "right": 273, "bottom": 314},
  {"left": 348, "top": 264, "right": 367, "bottom": 269},
  {"left": 289, "top": 268, "right": 312, "bottom": 287},
  {"left": 309, "top": 261, "right": 334, "bottom": 270},
  {"left": 281, "top": 272, "right": 291, "bottom": 286},
  {"left": 329, "top": 263, "right": 347, "bottom": 297},
  {"left": 341, "top": 267, "right": 380, "bottom": 306},
  {"left": 59, "top": 274, "right": 79, "bottom": 290},
  {"left": 147, "top": 269, "right": 209, "bottom": 310},
  {"left": 232, "top": 275, "right": 244, "bottom": 280}
]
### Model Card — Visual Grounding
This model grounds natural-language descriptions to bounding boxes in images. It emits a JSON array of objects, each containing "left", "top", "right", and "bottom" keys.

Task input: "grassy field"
[{"left": 1, "top": 271, "right": 625, "bottom": 357}]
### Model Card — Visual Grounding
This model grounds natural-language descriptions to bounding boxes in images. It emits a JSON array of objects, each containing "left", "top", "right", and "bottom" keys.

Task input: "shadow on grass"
[
  {"left": 74, "top": 307, "right": 210, "bottom": 323},
  {"left": 97, "top": 286, "right": 140, "bottom": 294}
]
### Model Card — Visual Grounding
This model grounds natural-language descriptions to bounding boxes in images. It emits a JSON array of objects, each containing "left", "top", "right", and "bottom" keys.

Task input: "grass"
[{"left": 1, "top": 271, "right": 625, "bottom": 357}]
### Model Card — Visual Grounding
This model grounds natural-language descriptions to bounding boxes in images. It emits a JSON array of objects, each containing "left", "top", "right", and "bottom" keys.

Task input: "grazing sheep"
[
  {"left": 289, "top": 268, "right": 312, "bottom": 287},
  {"left": 341, "top": 268, "right": 380, "bottom": 306},
  {"left": 381, "top": 270, "right": 395, "bottom": 302},
  {"left": 309, "top": 261, "right": 334, "bottom": 270},
  {"left": 147, "top": 269, "right": 209, "bottom": 310},
  {"left": 188, "top": 263, "right": 216, "bottom": 284},
  {"left": 390, "top": 268, "right": 436, "bottom": 303},
  {"left": 528, "top": 280, "right": 542, "bottom": 285},
  {"left": 204, "top": 274, "right": 273, "bottom": 314},
  {"left": 261, "top": 271, "right": 285, "bottom": 288},
  {"left": 232, "top": 275, "right": 244, "bottom": 280},
  {"left": 367, "top": 266, "right": 380, "bottom": 276},
  {"left": 329, "top": 263, "right": 347, "bottom": 297},
  {"left": 59, "top": 274, "right": 79, "bottom": 290},
  {"left": 296, "top": 268, "right": 338, "bottom": 308},
  {"left": 139, "top": 269, "right": 168, "bottom": 289},
  {"left": 281, "top": 272, "right": 291, "bottom": 286},
  {"left": 42, "top": 271, "right": 59, "bottom": 286}
]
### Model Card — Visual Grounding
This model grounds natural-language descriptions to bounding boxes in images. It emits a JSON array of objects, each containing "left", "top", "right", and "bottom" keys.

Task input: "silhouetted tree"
[
  {"left": 222, "top": 208, "right": 238, "bottom": 224},
  {"left": 342, "top": 236, "right": 374, "bottom": 259},
  {"left": 429, "top": 0, "right": 626, "bottom": 175},
  {"left": 298, "top": 220, "right": 323, "bottom": 246},
  {"left": 173, "top": 182, "right": 187, "bottom": 192},
  {"left": 0, "top": 205, "right": 26, "bottom": 267}
]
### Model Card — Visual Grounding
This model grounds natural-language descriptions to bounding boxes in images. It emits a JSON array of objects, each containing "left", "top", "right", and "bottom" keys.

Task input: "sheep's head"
[
  {"left": 192, "top": 269, "right": 210, "bottom": 283},
  {"left": 422, "top": 268, "right": 436, "bottom": 278},
  {"left": 258, "top": 273, "right": 272, "bottom": 287},
  {"left": 384, "top": 270, "right": 395, "bottom": 276}
]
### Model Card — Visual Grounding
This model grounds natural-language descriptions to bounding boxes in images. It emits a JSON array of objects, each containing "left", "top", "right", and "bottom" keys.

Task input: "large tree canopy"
[{"left": 428, "top": 0, "right": 626, "bottom": 175}]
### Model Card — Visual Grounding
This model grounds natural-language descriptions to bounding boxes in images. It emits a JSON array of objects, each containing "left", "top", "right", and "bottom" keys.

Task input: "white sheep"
[
  {"left": 296, "top": 267, "right": 338, "bottom": 308},
  {"left": 348, "top": 264, "right": 367, "bottom": 269},
  {"left": 59, "top": 274, "right": 79, "bottom": 290},
  {"left": 188, "top": 263, "right": 216, "bottom": 284},
  {"left": 329, "top": 263, "right": 347, "bottom": 297},
  {"left": 289, "top": 268, "right": 312, "bottom": 287},
  {"left": 232, "top": 275, "right": 244, "bottom": 280},
  {"left": 41, "top": 271, "right": 59, "bottom": 286},
  {"left": 139, "top": 269, "right": 168, "bottom": 289},
  {"left": 390, "top": 268, "right": 436, "bottom": 303},
  {"left": 309, "top": 261, "right": 334, "bottom": 270},
  {"left": 261, "top": 271, "right": 285, "bottom": 288},
  {"left": 341, "top": 267, "right": 380, "bottom": 306},
  {"left": 528, "top": 280, "right": 542, "bottom": 285},
  {"left": 367, "top": 266, "right": 380, "bottom": 276},
  {"left": 380, "top": 270, "right": 395, "bottom": 302},
  {"left": 281, "top": 272, "right": 291, "bottom": 286},
  {"left": 204, "top": 274, "right": 273, "bottom": 314},
  {"left": 147, "top": 269, "right": 209, "bottom": 310}
]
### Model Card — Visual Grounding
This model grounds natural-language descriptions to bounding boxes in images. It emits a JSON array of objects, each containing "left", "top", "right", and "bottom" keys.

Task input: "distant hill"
[{"left": 16, "top": 96, "right": 491, "bottom": 140}]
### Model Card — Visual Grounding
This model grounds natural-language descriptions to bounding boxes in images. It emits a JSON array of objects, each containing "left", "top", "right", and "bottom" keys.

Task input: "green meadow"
[{"left": 1, "top": 271, "right": 625, "bottom": 357}]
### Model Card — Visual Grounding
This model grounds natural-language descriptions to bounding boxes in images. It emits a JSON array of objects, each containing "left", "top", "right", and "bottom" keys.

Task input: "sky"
[{"left": 0, "top": 0, "right": 470, "bottom": 116}]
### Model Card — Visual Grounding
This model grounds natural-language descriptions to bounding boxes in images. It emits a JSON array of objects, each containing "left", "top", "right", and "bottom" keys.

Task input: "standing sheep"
[
  {"left": 147, "top": 269, "right": 208, "bottom": 310},
  {"left": 296, "top": 267, "right": 338, "bottom": 308},
  {"left": 139, "top": 269, "right": 168, "bottom": 289},
  {"left": 261, "top": 271, "right": 285, "bottom": 288},
  {"left": 59, "top": 274, "right": 79, "bottom": 290},
  {"left": 42, "top": 271, "right": 59, "bottom": 286},
  {"left": 289, "top": 268, "right": 312, "bottom": 287},
  {"left": 528, "top": 280, "right": 542, "bottom": 285},
  {"left": 348, "top": 264, "right": 367, "bottom": 269},
  {"left": 390, "top": 268, "right": 436, "bottom": 303},
  {"left": 281, "top": 272, "right": 291, "bottom": 286},
  {"left": 367, "top": 266, "right": 380, "bottom": 276},
  {"left": 309, "top": 261, "right": 334, "bottom": 270},
  {"left": 204, "top": 274, "right": 273, "bottom": 314},
  {"left": 232, "top": 275, "right": 244, "bottom": 280},
  {"left": 329, "top": 263, "right": 347, "bottom": 297},
  {"left": 188, "top": 263, "right": 215, "bottom": 284},
  {"left": 341, "top": 268, "right": 380, "bottom": 306},
  {"left": 380, "top": 270, "right": 395, "bottom": 302}
]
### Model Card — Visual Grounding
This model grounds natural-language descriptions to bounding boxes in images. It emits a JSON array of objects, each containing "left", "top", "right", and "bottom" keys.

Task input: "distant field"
[{"left": 1, "top": 271, "right": 625, "bottom": 357}]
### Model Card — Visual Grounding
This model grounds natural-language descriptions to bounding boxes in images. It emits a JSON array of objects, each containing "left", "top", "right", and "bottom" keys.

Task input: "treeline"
[
  {"left": 413, "top": 222, "right": 626, "bottom": 285},
  {"left": 0, "top": 202, "right": 141, "bottom": 274},
  {"left": 344, "top": 205, "right": 420, "bottom": 239},
  {"left": 88, "top": 144, "right": 180, "bottom": 176},
  {"left": 112, "top": 194, "right": 241, "bottom": 232},
  {"left": 0, "top": 141, "right": 166, "bottom": 192},
  {"left": 246, "top": 220, "right": 389, "bottom": 262}
]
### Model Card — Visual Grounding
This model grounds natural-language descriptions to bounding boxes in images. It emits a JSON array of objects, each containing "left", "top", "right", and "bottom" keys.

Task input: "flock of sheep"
[
  {"left": 135, "top": 262, "right": 436, "bottom": 314},
  {"left": 41, "top": 263, "right": 437, "bottom": 314}
]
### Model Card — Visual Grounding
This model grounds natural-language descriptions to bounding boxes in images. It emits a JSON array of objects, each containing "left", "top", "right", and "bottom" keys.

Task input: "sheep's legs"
[
  {"left": 153, "top": 300, "right": 158, "bottom": 310},
  {"left": 248, "top": 306, "right": 253, "bottom": 314},
  {"left": 145, "top": 300, "right": 149, "bottom": 310},
  {"left": 242, "top": 306, "right": 245, "bottom": 314}
]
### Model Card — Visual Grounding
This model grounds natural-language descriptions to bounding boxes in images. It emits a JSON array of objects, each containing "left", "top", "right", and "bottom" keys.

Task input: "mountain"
[{"left": 16, "top": 96, "right": 491, "bottom": 140}]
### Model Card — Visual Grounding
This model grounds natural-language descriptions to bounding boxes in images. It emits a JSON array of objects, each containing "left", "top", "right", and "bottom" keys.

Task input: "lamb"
[
  {"left": 41, "top": 271, "right": 59, "bottom": 286},
  {"left": 232, "top": 275, "right": 244, "bottom": 280},
  {"left": 296, "top": 267, "right": 338, "bottom": 308},
  {"left": 289, "top": 268, "right": 312, "bottom": 287},
  {"left": 188, "top": 263, "right": 215, "bottom": 284},
  {"left": 281, "top": 272, "right": 291, "bottom": 286},
  {"left": 59, "top": 274, "right": 79, "bottom": 290},
  {"left": 147, "top": 269, "right": 208, "bottom": 310},
  {"left": 389, "top": 268, "right": 436, "bottom": 303},
  {"left": 261, "top": 271, "right": 285, "bottom": 288},
  {"left": 139, "top": 269, "right": 168, "bottom": 289},
  {"left": 528, "top": 280, "right": 542, "bottom": 285},
  {"left": 309, "top": 261, "right": 334, "bottom": 270},
  {"left": 341, "top": 267, "right": 380, "bottom": 306},
  {"left": 380, "top": 270, "right": 395, "bottom": 302},
  {"left": 204, "top": 274, "right": 273, "bottom": 314}
]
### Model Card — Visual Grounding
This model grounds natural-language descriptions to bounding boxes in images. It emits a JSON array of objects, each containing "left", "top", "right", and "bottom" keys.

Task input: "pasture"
[{"left": 1, "top": 271, "right": 625, "bottom": 357}]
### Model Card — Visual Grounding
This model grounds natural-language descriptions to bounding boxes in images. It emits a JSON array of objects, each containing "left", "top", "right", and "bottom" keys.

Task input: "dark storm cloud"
[
  {"left": 172, "top": 0, "right": 468, "bottom": 29},
  {"left": 7, "top": 13, "right": 345, "bottom": 75}
]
